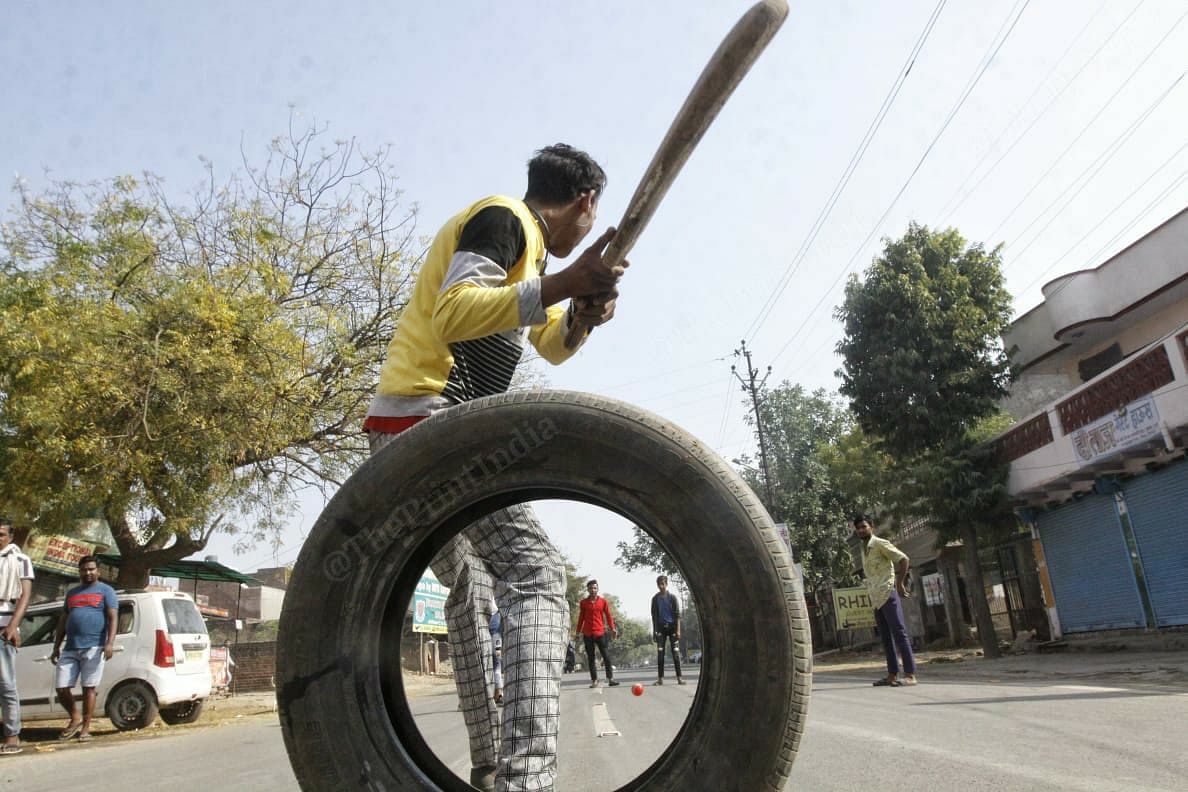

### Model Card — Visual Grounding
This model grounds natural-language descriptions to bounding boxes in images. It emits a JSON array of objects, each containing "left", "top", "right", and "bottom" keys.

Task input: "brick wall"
[{"left": 231, "top": 641, "right": 276, "bottom": 693}]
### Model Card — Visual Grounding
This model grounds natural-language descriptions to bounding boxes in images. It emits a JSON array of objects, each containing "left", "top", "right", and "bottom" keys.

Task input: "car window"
[
  {"left": 118, "top": 601, "right": 135, "bottom": 635},
  {"left": 17, "top": 610, "right": 59, "bottom": 646},
  {"left": 161, "top": 598, "right": 207, "bottom": 635}
]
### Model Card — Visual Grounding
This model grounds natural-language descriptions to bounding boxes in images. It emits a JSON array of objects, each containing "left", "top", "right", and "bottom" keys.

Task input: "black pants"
[
  {"left": 655, "top": 623, "right": 682, "bottom": 679},
  {"left": 583, "top": 634, "right": 614, "bottom": 681}
]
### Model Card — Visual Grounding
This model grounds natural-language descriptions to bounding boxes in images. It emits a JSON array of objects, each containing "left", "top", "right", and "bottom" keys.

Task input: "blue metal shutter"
[
  {"left": 1122, "top": 460, "right": 1188, "bottom": 627},
  {"left": 1037, "top": 495, "right": 1146, "bottom": 632}
]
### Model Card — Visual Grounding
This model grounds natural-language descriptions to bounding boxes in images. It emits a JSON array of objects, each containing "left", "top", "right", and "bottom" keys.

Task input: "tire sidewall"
[{"left": 277, "top": 392, "right": 809, "bottom": 791}]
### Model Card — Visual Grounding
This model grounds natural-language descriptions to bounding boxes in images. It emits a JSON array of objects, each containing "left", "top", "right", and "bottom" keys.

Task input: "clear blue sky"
[{"left": 4, "top": 1, "right": 1186, "bottom": 619}]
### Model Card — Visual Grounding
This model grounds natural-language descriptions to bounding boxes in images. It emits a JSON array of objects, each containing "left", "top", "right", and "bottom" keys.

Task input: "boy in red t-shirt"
[{"left": 574, "top": 580, "right": 620, "bottom": 688}]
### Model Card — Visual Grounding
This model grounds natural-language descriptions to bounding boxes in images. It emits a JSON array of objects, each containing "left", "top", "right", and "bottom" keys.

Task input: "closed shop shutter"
[
  {"left": 1037, "top": 495, "right": 1146, "bottom": 632},
  {"left": 1122, "top": 460, "right": 1188, "bottom": 627},
  {"left": 30, "top": 570, "right": 70, "bottom": 604}
]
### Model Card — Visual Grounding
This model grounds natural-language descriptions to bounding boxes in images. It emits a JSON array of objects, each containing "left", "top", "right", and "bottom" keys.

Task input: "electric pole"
[{"left": 732, "top": 341, "right": 776, "bottom": 512}]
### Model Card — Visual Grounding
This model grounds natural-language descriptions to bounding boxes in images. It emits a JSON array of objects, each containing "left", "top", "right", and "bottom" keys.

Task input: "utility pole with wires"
[{"left": 731, "top": 341, "right": 776, "bottom": 512}]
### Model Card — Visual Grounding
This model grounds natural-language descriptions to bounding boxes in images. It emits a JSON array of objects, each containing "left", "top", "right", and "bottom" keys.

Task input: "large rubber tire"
[
  {"left": 106, "top": 680, "right": 159, "bottom": 731},
  {"left": 276, "top": 390, "right": 811, "bottom": 791},
  {"left": 160, "top": 699, "right": 205, "bottom": 725}
]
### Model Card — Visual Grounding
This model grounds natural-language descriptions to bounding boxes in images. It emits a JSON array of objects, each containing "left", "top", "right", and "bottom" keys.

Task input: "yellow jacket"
[{"left": 368, "top": 195, "right": 581, "bottom": 420}]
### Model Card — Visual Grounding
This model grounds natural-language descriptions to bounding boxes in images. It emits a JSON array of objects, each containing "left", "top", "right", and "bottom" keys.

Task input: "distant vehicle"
[
  {"left": 15, "top": 590, "right": 212, "bottom": 730},
  {"left": 689, "top": 651, "right": 703, "bottom": 664}
]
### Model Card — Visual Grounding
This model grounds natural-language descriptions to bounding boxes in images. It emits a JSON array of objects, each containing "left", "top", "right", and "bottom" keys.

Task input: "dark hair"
[
  {"left": 78, "top": 555, "right": 99, "bottom": 568},
  {"left": 586, "top": 579, "right": 598, "bottom": 588},
  {"left": 0, "top": 516, "right": 11, "bottom": 531},
  {"left": 525, "top": 144, "right": 606, "bottom": 205},
  {"left": 656, "top": 575, "right": 668, "bottom": 585},
  {"left": 852, "top": 513, "right": 872, "bottom": 526}
]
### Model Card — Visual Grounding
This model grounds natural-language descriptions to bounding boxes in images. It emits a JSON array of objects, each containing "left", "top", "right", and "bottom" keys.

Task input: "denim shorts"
[{"left": 55, "top": 647, "right": 106, "bottom": 689}]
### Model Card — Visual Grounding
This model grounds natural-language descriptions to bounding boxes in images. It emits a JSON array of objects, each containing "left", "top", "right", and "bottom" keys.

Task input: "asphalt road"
[{"left": 4, "top": 667, "right": 1186, "bottom": 790}]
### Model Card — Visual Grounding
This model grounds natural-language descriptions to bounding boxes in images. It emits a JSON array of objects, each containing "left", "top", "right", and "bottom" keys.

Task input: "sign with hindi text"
[
  {"left": 1070, "top": 396, "right": 1161, "bottom": 465},
  {"left": 832, "top": 586, "right": 876, "bottom": 630}
]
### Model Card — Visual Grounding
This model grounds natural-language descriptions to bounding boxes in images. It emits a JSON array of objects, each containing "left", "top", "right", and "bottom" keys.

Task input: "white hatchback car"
[{"left": 14, "top": 590, "right": 212, "bottom": 730}]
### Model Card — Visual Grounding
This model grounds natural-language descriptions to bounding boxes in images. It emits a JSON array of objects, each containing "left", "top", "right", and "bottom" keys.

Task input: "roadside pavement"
[
  {"left": 203, "top": 672, "right": 456, "bottom": 717},
  {"left": 814, "top": 643, "right": 1188, "bottom": 688},
  {"left": 9, "top": 672, "right": 457, "bottom": 756}
]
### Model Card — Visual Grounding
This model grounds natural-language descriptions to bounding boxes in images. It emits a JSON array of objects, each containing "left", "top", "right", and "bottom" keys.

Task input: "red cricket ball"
[{"left": 631, "top": 684, "right": 644, "bottom": 696}]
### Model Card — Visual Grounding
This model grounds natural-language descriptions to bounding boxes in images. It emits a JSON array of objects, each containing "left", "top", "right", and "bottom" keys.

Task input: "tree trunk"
[
  {"left": 105, "top": 503, "right": 209, "bottom": 590},
  {"left": 115, "top": 558, "right": 154, "bottom": 589},
  {"left": 938, "top": 552, "right": 966, "bottom": 647},
  {"left": 821, "top": 581, "right": 840, "bottom": 650},
  {"left": 959, "top": 523, "right": 1001, "bottom": 659}
]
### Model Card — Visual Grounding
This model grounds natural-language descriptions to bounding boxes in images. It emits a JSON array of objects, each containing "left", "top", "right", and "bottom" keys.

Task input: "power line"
[
  {"left": 642, "top": 386, "right": 744, "bottom": 414},
  {"left": 985, "top": 4, "right": 1188, "bottom": 242},
  {"left": 936, "top": 0, "right": 1137, "bottom": 225},
  {"left": 715, "top": 436, "right": 759, "bottom": 456},
  {"left": 715, "top": 370, "right": 736, "bottom": 449},
  {"left": 234, "top": 539, "right": 303, "bottom": 577},
  {"left": 793, "top": 153, "right": 1188, "bottom": 375},
  {"left": 1016, "top": 156, "right": 1188, "bottom": 304},
  {"left": 783, "top": 322, "right": 846, "bottom": 377},
  {"left": 626, "top": 377, "right": 725, "bottom": 406},
  {"left": 769, "top": 0, "right": 1033, "bottom": 370},
  {"left": 1081, "top": 169, "right": 1188, "bottom": 269},
  {"left": 740, "top": 0, "right": 949, "bottom": 344},
  {"left": 596, "top": 357, "right": 730, "bottom": 393},
  {"left": 1004, "top": 71, "right": 1185, "bottom": 277}
]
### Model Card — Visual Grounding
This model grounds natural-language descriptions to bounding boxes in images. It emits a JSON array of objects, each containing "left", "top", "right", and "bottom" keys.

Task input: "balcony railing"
[
  {"left": 996, "top": 412, "right": 1054, "bottom": 463},
  {"left": 1056, "top": 345, "right": 1173, "bottom": 433}
]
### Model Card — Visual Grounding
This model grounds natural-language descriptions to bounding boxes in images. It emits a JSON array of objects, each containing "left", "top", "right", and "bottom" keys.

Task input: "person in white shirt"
[{"left": 0, "top": 517, "right": 35, "bottom": 755}]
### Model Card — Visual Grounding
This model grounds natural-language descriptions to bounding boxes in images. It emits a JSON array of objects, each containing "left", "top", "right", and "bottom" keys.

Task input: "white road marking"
[{"left": 592, "top": 701, "right": 621, "bottom": 737}]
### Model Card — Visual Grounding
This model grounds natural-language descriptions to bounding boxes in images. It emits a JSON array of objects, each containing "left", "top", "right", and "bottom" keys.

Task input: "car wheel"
[
  {"left": 106, "top": 680, "right": 159, "bottom": 730},
  {"left": 277, "top": 390, "right": 811, "bottom": 791},
  {"left": 160, "top": 699, "right": 205, "bottom": 725}
]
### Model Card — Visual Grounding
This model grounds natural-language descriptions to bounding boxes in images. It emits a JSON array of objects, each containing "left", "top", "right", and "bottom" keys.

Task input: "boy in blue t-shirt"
[{"left": 51, "top": 555, "right": 118, "bottom": 742}]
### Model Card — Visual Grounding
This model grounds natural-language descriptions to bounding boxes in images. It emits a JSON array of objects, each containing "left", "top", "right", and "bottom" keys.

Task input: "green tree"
[
  {"left": 736, "top": 384, "right": 859, "bottom": 593},
  {"left": 835, "top": 222, "right": 1015, "bottom": 657},
  {"left": 0, "top": 123, "right": 419, "bottom": 586},
  {"left": 817, "top": 424, "right": 897, "bottom": 530},
  {"left": 614, "top": 615, "right": 662, "bottom": 667},
  {"left": 614, "top": 526, "right": 681, "bottom": 582}
]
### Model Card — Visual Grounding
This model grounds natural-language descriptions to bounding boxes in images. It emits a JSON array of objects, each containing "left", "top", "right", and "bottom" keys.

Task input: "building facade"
[{"left": 993, "top": 208, "right": 1188, "bottom": 638}]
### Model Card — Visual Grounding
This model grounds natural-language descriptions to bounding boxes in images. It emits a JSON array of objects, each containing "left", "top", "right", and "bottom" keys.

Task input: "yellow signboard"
[
  {"left": 833, "top": 586, "right": 876, "bottom": 630},
  {"left": 25, "top": 533, "right": 95, "bottom": 576}
]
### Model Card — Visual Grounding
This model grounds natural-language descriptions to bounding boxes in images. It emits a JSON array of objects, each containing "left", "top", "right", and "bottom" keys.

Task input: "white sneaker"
[{"left": 589, "top": 680, "right": 600, "bottom": 688}]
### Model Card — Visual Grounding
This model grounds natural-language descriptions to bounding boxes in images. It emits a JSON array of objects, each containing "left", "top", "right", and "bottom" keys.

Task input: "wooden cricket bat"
[{"left": 564, "top": 0, "right": 790, "bottom": 348}]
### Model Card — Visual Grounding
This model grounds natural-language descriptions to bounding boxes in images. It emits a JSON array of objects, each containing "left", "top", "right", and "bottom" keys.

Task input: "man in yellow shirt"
[
  {"left": 366, "top": 144, "right": 624, "bottom": 792},
  {"left": 855, "top": 514, "right": 918, "bottom": 687}
]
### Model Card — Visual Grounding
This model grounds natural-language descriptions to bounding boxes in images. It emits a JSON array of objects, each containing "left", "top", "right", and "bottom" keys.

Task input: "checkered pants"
[{"left": 370, "top": 431, "right": 567, "bottom": 791}]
